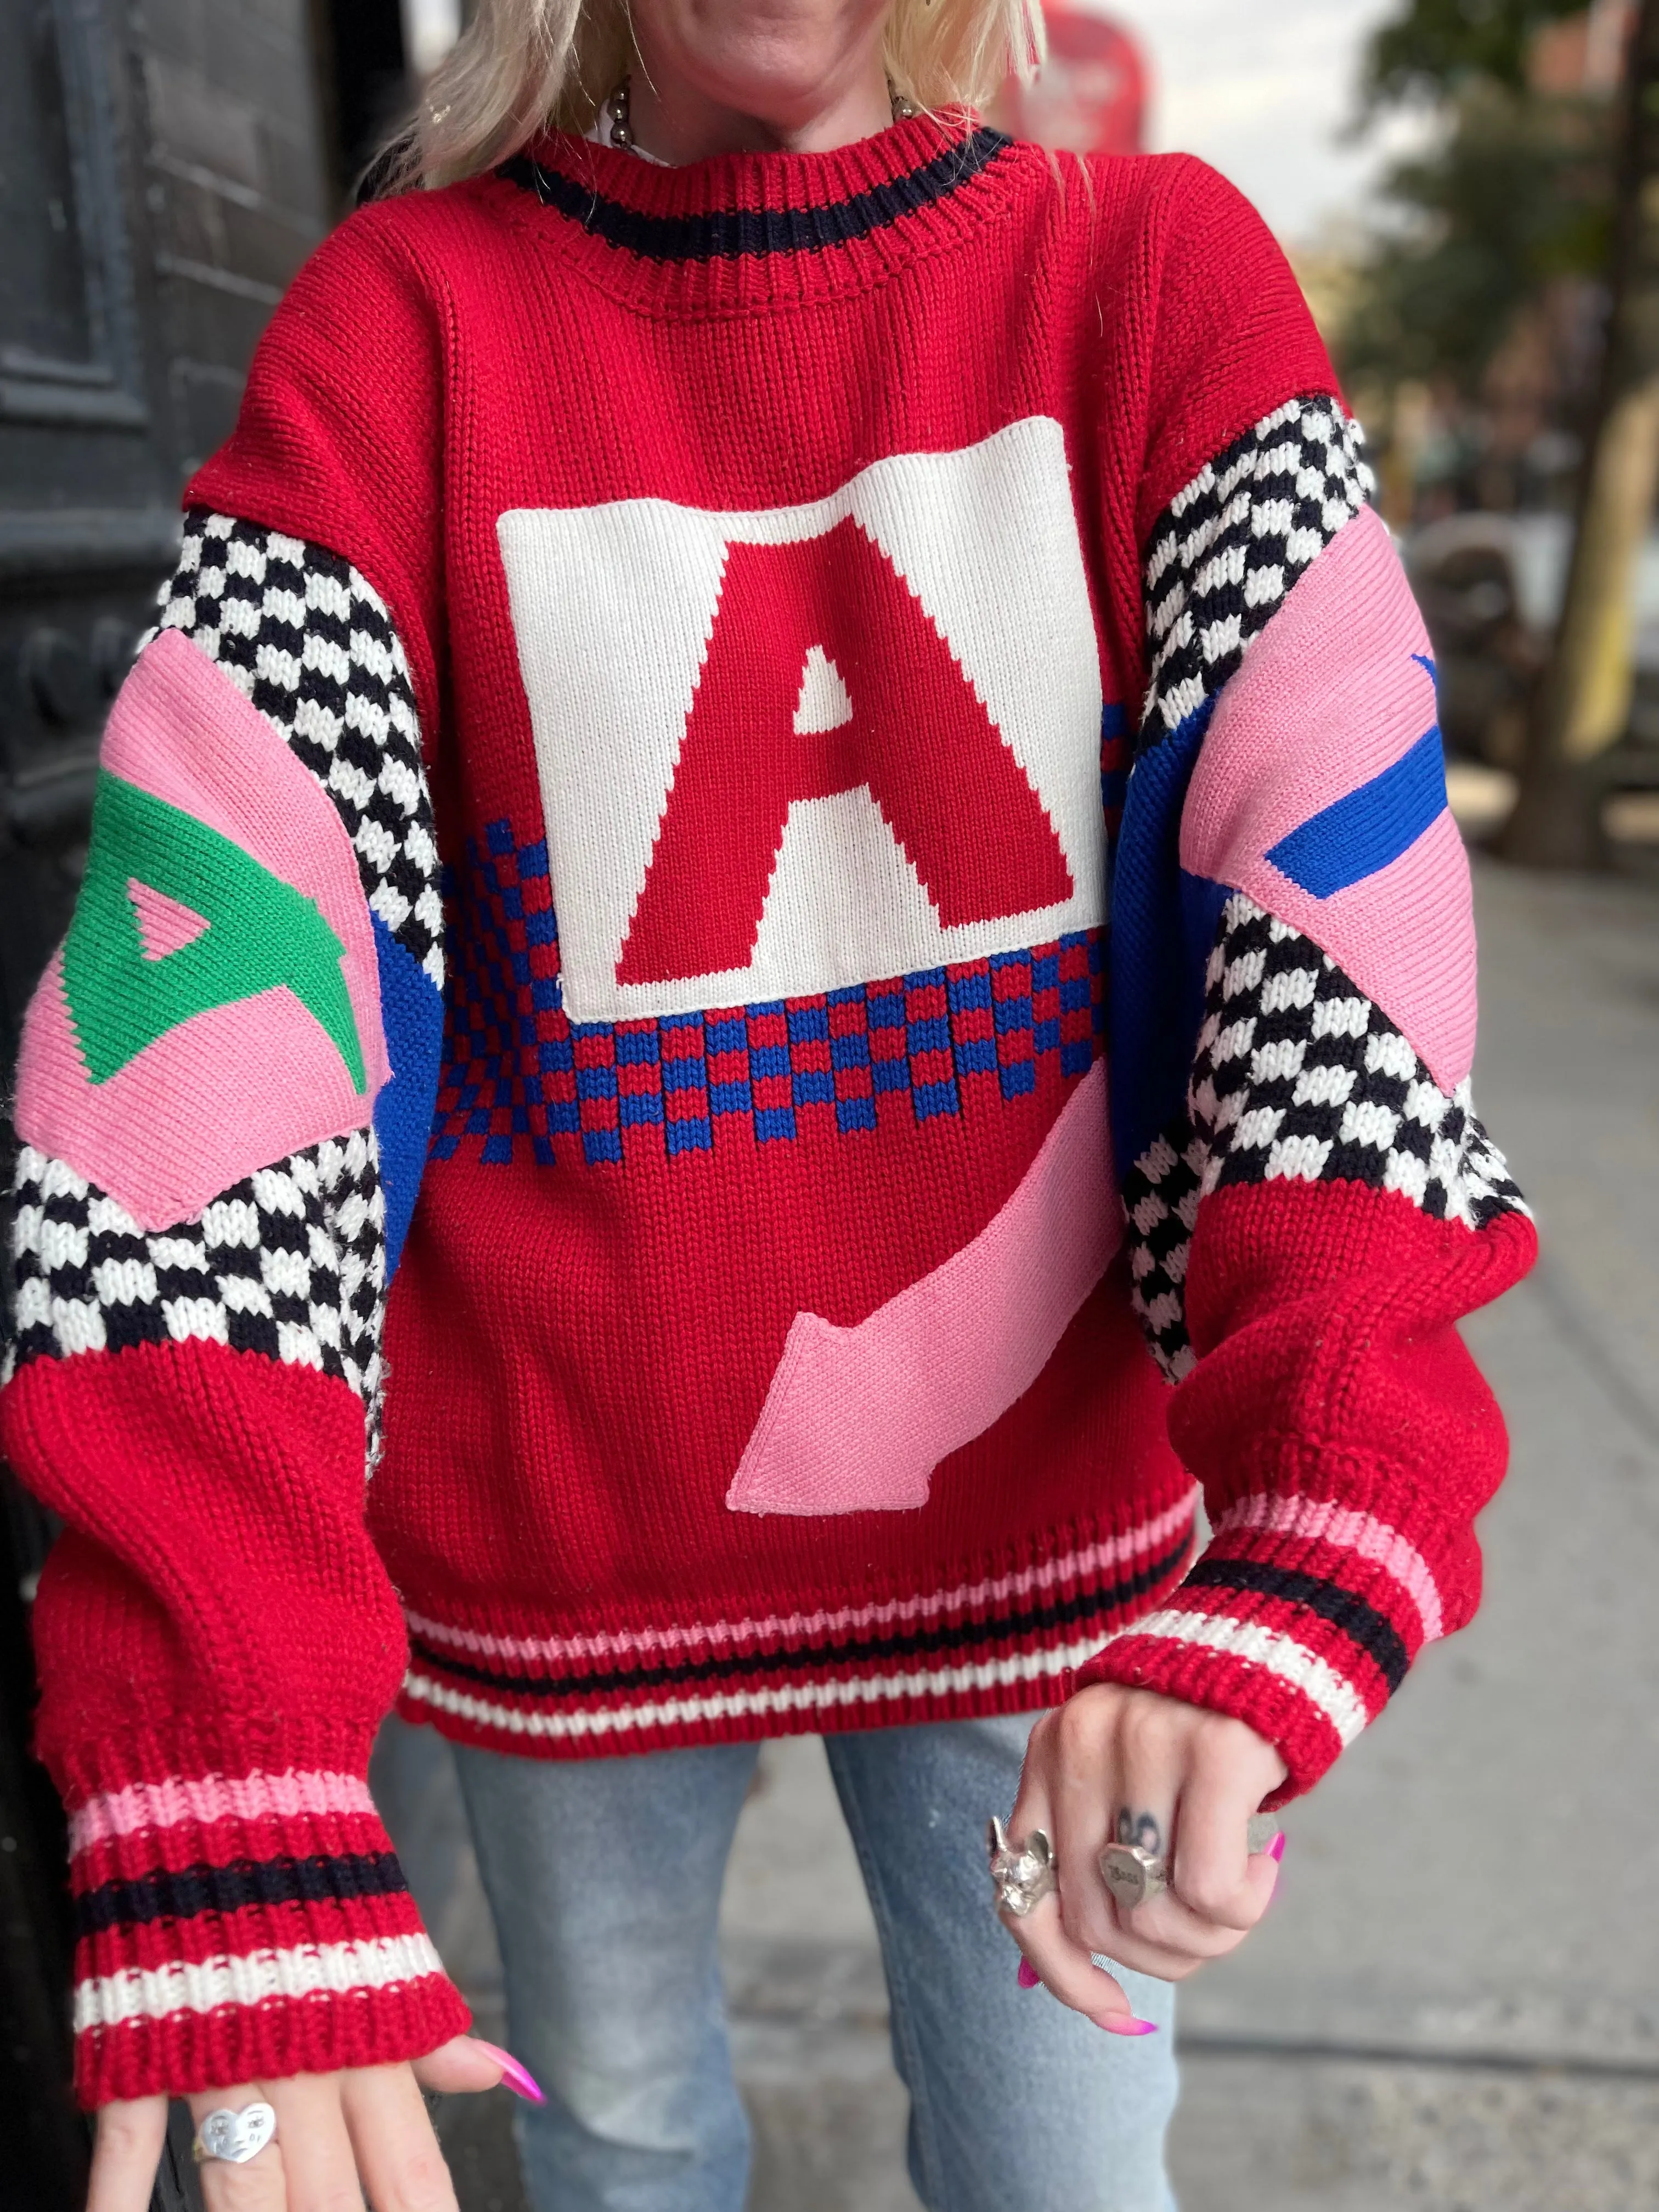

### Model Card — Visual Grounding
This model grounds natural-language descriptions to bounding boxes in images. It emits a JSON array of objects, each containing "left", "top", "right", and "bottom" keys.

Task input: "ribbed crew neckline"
[{"left": 488, "top": 114, "right": 1024, "bottom": 312}]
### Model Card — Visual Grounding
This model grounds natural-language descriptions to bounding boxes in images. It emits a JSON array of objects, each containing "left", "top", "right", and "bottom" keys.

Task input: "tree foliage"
[
  {"left": 1340, "top": 0, "right": 1616, "bottom": 402},
  {"left": 1341, "top": 83, "right": 1612, "bottom": 395},
  {"left": 1362, "top": 0, "right": 1594, "bottom": 111}
]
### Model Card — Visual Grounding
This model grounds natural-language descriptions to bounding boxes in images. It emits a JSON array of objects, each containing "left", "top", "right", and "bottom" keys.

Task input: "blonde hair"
[{"left": 390, "top": 0, "right": 1044, "bottom": 190}]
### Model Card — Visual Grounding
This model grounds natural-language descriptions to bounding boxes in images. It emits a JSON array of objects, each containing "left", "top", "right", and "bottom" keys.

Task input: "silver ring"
[
  {"left": 987, "top": 1815, "right": 1059, "bottom": 1917},
  {"left": 193, "top": 2102, "right": 278, "bottom": 2165},
  {"left": 1099, "top": 1839, "right": 1167, "bottom": 1910},
  {"left": 1099, "top": 1812, "right": 1282, "bottom": 1913}
]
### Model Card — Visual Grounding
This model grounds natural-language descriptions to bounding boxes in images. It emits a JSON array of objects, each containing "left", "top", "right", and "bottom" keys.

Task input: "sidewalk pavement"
[{"left": 376, "top": 853, "right": 1659, "bottom": 2211}]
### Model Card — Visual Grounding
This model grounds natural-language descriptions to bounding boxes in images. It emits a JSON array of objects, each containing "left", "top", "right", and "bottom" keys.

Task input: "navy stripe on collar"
[{"left": 497, "top": 129, "right": 1011, "bottom": 262}]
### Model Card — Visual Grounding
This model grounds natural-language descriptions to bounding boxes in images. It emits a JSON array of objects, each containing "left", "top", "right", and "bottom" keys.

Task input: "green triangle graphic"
[{"left": 62, "top": 770, "right": 366, "bottom": 1089}]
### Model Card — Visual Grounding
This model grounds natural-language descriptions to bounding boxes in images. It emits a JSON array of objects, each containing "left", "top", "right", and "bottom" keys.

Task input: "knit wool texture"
[{"left": 0, "top": 118, "right": 1535, "bottom": 2104}]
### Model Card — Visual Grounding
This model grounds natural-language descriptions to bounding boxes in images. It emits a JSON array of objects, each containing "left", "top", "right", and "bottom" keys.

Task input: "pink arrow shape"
[{"left": 726, "top": 1059, "right": 1120, "bottom": 1517}]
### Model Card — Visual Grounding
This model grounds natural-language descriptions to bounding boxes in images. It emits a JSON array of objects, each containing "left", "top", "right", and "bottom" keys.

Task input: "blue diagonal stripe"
[
  {"left": 374, "top": 917, "right": 444, "bottom": 1278},
  {"left": 1265, "top": 725, "right": 1448, "bottom": 900}
]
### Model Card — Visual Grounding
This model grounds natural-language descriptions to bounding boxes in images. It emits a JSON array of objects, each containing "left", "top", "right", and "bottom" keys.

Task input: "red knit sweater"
[{"left": 2, "top": 116, "right": 1534, "bottom": 2106}]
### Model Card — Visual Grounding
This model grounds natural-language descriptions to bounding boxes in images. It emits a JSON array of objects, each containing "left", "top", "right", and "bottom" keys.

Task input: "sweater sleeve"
[
  {"left": 1084, "top": 255, "right": 1537, "bottom": 1795},
  {"left": 1, "top": 513, "right": 463, "bottom": 2106}
]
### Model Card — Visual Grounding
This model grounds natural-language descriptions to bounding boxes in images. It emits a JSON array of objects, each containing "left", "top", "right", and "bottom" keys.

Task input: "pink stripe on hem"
[
  {"left": 69, "top": 1769, "right": 377, "bottom": 1858},
  {"left": 1211, "top": 1493, "right": 1444, "bottom": 1644},
  {"left": 404, "top": 1491, "right": 1199, "bottom": 1669}
]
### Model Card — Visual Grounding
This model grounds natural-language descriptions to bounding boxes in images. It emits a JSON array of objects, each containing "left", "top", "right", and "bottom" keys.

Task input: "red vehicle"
[{"left": 1006, "top": 6, "right": 1148, "bottom": 155}]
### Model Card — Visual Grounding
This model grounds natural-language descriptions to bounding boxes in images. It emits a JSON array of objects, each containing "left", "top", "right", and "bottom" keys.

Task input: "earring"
[{"left": 606, "top": 76, "right": 636, "bottom": 151}]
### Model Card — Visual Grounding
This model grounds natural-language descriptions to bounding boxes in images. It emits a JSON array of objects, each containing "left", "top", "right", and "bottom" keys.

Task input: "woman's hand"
[
  {"left": 84, "top": 2034, "right": 529, "bottom": 2210},
  {"left": 1004, "top": 1684, "right": 1289, "bottom": 2029}
]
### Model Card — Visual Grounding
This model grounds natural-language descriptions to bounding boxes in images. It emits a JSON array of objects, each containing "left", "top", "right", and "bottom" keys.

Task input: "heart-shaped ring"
[
  {"left": 194, "top": 2102, "right": 278, "bottom": 2165},
  {"left": 1099, "top": 1813, "right": 1284, "bottom": 1914}
]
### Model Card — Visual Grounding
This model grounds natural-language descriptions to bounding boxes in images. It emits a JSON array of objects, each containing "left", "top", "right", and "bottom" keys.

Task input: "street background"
[
  {"left": 380, "top": 836, "right": 1659, "bottom": 2212},
  {"left": 373, "top": 4, "right": 1659, "bottom": 2205},
  {"left": 2, "top": 1, "right": 1657, "bottom": 2206}
]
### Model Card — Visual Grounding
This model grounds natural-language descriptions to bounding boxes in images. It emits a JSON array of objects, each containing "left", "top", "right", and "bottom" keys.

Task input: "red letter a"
[{"left": 616, "top": 517, "right": 1074, "bottom": 988}]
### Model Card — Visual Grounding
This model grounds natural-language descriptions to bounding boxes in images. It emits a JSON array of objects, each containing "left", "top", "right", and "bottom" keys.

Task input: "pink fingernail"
[
  {"left": 1092, "top": 2014, "right": 1159, "bottom": 2038},
  {"left": 1017, "top": 1957, "right": 1042, "bottom": 1990},
  {"left": 471, "top": 2039, "right": 546, "bottom": 2104},
  {"left": 1268, "top": 1831, "right": 1286, "bottom": 1864}
]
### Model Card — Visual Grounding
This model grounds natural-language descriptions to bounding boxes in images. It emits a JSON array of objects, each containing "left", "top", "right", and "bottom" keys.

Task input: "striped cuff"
[
  {"left": 61, "top": 1725, "right": 469, "bottom": 2106},
  {"left": 1075, "top": 1489, "right": 1453, "bottom": 1798}
]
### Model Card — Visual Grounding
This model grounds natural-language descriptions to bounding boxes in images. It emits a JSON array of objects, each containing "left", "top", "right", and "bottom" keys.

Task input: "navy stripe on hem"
[
  {"left": 409, "top": 1525, "right": 1197, "bottom": 1702},
  {"left": 496, "top": 131, "right": 1011, "bottom": 262},
  {"left": 75, "top": 1850, "right": 409, "bottom": 1938},
  {"left": 1181, "top": 1558, "right": 1410, "bottom": 1692}
]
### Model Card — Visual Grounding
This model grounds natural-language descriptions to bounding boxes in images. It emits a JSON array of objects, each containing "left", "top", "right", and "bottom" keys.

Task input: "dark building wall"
[
  {"left": 0, "top": 5, "right": 408, "bottom": 2204},
  {"left": 0, "top": 0, "right": 352, "bottom": 1072},
  {"left": 140, "top": 0, "right": 338, "bottom": 471}
]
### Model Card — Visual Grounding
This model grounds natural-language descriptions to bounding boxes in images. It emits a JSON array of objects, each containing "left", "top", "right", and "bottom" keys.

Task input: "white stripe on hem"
[
  {"left": 404, "top": 1492, "right": 1199, "bottom": 1669},
  {"left": 1103, "top": 1610, "right": 1370, "bottom": 1744},
  {"left": 403, "top": 1637, "right": 1103, "bottom": 1742},
  {"left": 1209, "top": 1493, "right": 1444, "bottom": 1644},
  {"left": 74, "top": 1932, "right": 447, "bottom": 2033}
]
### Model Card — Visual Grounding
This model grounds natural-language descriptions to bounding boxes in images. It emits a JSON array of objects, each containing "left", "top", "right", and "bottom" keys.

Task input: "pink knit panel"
[
  {"left": 1179, "top": 506, "right": 1477, "bottom": 1092},
  {"left": 16, "top": 630, "right": 387, "bottom": 1229}
]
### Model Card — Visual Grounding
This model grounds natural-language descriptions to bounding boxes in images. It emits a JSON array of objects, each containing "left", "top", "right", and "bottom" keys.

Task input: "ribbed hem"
[
  {"left": 1075, "top": 1468, "right": 1470, "bottom": 1801},
  {"left": 76, "top": 1963, "right": 470, "bottom": 2109},
  {"left": 55, "top": 1717, "right": 467, "bottom": 2107},
  {"left": 397, "top": 1490, "right": 1200, "bottom": 1759}
]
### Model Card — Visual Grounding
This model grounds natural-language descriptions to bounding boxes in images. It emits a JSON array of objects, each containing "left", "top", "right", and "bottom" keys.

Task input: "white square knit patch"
[{"left": 496, "top": 418, "right": 1107, "bottom": 1022}]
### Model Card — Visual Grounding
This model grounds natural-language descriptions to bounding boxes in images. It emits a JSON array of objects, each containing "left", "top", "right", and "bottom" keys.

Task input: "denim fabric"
[{"left": 452, "top": 1713, "right": 1178, "bottom": 2212}]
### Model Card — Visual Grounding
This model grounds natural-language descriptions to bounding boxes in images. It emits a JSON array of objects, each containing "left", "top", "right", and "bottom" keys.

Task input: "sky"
[{"left": 1099, "top": 0, "right": 1423, "bottom": 243}]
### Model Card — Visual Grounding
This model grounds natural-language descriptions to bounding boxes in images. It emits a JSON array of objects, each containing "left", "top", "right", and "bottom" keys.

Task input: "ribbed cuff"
[
  {"left": 1075, "top": 1481, "right": 1458, "bottom": 1801},
  {"left": 58, "top": 1718, "right": 469, "bottom": 2107}
]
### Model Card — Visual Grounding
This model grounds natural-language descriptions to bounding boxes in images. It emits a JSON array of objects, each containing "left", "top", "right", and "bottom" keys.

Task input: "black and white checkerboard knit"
[
  {"left": 155, "top": 512, "right": 442, "bottom": 989},
  {"left": 9, "top": 1134, "right": 386, "bottom": 1436},
  {"left": 3, "top": 516, "right": 439, "bottom": 1460},
  {"left": 1125, "top": 895, "right": 1530, "bottom": 1383},
  {"left": 1142, "top": 395, "right": 1372, "bottom": 746}
]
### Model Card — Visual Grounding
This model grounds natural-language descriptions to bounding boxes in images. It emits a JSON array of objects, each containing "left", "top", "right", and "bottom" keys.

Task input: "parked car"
[{"left": 1403, "top": 510, "right": 1659, "bottom": 764}]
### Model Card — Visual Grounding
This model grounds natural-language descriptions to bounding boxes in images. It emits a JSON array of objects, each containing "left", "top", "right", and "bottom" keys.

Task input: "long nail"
[
  {"left": 1017, "top": 1957, "right": 1042, "bottom": 1990},
  {"left": 1268, "top": 1831, "right": 1286, "bottom": 1864},
  {"left": 471, "top": 2039, "right": 546, "bottom": 2104},
  {"left": 1091, "top": 2013, "right": 1159, "bottom": 2037}
]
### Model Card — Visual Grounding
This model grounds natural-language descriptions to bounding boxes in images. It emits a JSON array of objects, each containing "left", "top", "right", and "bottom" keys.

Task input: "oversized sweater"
[{"left": 0, "top": 116, "right": 1535, "bottom": 2106}]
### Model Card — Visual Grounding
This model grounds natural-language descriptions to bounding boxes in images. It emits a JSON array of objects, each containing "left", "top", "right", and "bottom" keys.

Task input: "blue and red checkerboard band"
[{"left": 430, "top": 820, "right": 1105, "bottom": 1169}]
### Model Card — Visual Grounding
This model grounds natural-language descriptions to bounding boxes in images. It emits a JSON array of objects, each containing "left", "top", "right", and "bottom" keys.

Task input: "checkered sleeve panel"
[
  {"left": 1, "top": 514, "right": 466, "bottom": 2106},
  {"left": 1139, "top": 393, "right": 1370, "bottom": 746},
  {"left": 1122, "top": 898, "right": 1530, "bottom": 1387},
  {"left": 154, "top": 514, "right": 443, "bottom": 986},
  {"left": 8, "top": 511, "right": 442, "bottom": 1449},
  {"left": 1086, "top": 405, "right": 1538, "bottom": 1799}
]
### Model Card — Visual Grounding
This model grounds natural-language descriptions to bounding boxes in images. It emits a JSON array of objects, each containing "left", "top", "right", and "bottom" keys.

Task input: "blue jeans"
[{"left": 451, "top": 1713, "right": 1178, "bottom": 2212}]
